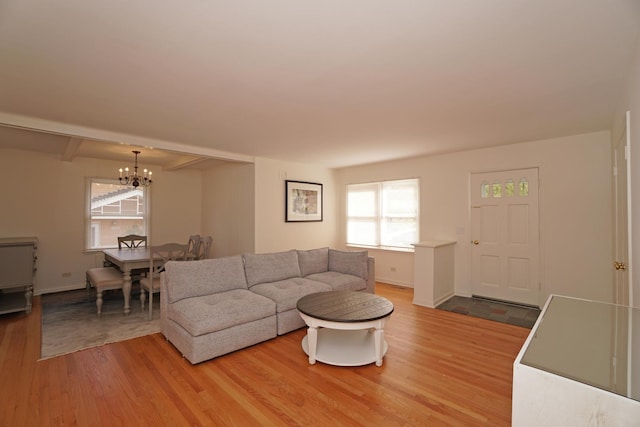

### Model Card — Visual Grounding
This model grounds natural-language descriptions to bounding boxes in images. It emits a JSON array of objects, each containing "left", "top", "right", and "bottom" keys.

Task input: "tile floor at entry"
[{"left": 436, "top": 296, "right": 541, "bottom": 329}]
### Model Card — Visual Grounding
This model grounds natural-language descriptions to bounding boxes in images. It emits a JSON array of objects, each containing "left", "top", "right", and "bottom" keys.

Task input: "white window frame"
[
  {"left": 346, "top": 178, "right": 419, "bottom": 251},
  {"left": 85, "top": 178, "right": 150, "bottom": 250}
]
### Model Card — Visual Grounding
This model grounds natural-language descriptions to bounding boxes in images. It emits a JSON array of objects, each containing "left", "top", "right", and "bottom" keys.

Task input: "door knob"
[
  {"left": 614, "top": 261, "right": 627, "bottom": 271},
  {"left": 471, "top": 240, "right": 479, "bottom": 245}
]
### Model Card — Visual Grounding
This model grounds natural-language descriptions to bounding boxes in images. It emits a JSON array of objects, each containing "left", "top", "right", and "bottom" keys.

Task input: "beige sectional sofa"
[{"left": 160, "top": 248, "right": 374, "bottom": 364}]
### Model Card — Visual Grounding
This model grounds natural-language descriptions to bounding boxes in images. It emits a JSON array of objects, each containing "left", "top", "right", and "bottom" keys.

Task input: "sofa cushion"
[
  {"left": 297, "top": 247, "right": 329, "bottom": 277},
  {"left": 250, "top": 277, "right": 331, "bottom": 312},
  {"left": 305, "top": 271, "right": 366, "bottom": 292},
  {"left": 328, "top": 249, "right": 368, "bottom": 280},
  {"left": 243, "top": 250, "right": 301, "bottom": 287},
  {"left": 167, "top": 289, "right": 276, "bottom": 337},
  {"left": 165, "top": 256, "right": 248, "bottom": 304}
]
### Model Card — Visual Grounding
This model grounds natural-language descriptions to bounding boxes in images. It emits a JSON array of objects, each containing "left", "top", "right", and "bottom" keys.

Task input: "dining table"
[{"left": 102, "top": 247, "right": 160, "bottom": 315}]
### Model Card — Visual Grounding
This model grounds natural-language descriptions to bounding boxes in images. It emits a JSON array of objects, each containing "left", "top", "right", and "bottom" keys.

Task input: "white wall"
[
  {"left": 336, "top": 131, "right": 613, "bottom": 306},
  {"left": 253, "top": 157, "right": 337, "bottom": 253},
  {"left": 0, "top": 149, "right": 203, "bottom": 294},
  {"left": 202, "top": 162, "right": 255, "bottom": 257}
]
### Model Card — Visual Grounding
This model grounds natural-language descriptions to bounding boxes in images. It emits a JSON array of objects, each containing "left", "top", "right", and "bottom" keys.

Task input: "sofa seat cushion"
[
  {"left": 168, "top": 289, "right": 276, "bottom": 337},
  {"left": 250, "top": 278, "right": 331, "bottom": 313},
  {"left": 305, "top": 271, "right": 366, "bottom": 292}
]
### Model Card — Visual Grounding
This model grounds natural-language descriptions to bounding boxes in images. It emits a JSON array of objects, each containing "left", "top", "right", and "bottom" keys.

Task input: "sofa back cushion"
[
  {"left": 297, "top": 247, "right": 329, "bottom": 277},
  {"left": 164, "top": 255, "right": 248, "bottom": 303},
  {"left": 328, "top": 249, "right": 369, "bottom": 280},
  {"left": 243, "top": 250, "right": 302, "bottom": 287}
]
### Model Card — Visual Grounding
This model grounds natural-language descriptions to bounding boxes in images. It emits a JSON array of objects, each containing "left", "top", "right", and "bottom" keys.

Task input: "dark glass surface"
[{"left": 521, "top": 295, "right": 640, "bottom": 402}]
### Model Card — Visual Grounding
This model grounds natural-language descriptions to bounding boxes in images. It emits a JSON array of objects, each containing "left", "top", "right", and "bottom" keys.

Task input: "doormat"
[{"left": 436, "top": 296, "right": 540, "bottom": 328}]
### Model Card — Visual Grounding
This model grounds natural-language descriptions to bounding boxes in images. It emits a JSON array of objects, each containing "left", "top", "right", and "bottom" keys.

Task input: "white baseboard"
[
  {"left": 375, "top": 277, "right": 413, "bottom": 288},
  {"left": 35, "top": 283, "right": 87, "bottom": 296}
]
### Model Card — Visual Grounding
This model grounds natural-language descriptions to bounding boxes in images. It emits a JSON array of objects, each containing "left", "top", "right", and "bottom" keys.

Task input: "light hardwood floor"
[{"left": 0, "top": 283, "right": 530, "bottom": 426}]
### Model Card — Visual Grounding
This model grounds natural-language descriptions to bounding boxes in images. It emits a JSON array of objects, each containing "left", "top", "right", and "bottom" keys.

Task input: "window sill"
[{"left": 346, "top": 244, "right": 415, "bottom": 254}]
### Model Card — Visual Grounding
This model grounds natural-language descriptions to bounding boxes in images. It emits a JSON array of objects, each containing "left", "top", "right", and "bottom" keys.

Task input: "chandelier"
[{"left": 118, "top": 150, "right": 152, "bottom": 188}]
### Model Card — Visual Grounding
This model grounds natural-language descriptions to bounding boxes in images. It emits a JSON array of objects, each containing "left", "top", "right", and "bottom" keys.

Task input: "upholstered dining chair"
[
  {"left": 117, "top": 234, "right": 147, "bottom": 249},
  {"left": 196, "top": 236, "right": 213, "bottom": 260},
  {"left": 139, "top": 243, "right": 187, "bottom": 320},
  {"left": 86, "top": 266, "right": 124, "bottom": 318},
  {"left": 186, "top": 234, "right": 200, "bottom": 259}
]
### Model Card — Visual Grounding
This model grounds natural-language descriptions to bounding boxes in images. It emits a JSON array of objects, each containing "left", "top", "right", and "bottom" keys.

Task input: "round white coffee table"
[{"left": 296, "top": 291, "right": 394, "bottom": 367}]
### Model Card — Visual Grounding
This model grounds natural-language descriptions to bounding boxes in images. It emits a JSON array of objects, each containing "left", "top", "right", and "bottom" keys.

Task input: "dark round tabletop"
[{"left": 297, "top": 291, "right": 394, "bottom": 323}]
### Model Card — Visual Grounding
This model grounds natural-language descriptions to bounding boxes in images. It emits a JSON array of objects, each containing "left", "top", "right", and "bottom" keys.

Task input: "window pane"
[
  {"left": 382, "top": 180, "right": 418, "bottom": 215},
  {"left": 346, "top": 178, "right": 419, "bottom": 250},
  {"left": 519, "top": 178, "right": 529, "bottom": 196},
  {"left": 381, "top": 217, "right": 418, "bottom": 247},
  {"left": 481, "top": 182, "right": 490, "bottom": 198},
  {"left": 505, "top": 179, "right": 515, "bottom": 197},
  {"left": 347, "top": 220, "right": 378, "bottom": 246},
  {"left": 88, "top": 180, "right": 147, "bottom": 249},
  {"left": 492, "top": 181, "right": 502, "bottom": 198},
  {"left": 347, "top": 185, "right": 377, "bottom": 217}
]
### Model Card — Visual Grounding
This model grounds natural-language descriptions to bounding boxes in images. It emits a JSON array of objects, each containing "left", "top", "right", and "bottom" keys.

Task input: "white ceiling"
[{"left": 0, "top": 0, "right": 639, "bottom": 169}]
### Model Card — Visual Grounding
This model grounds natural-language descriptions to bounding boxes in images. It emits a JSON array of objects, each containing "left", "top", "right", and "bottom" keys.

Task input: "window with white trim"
[
  {"left": 346, "top": 178, "right": 419, "bottom": 250},
  {"left": 86, "top": 178, "right": 149, "bottom": 250}
]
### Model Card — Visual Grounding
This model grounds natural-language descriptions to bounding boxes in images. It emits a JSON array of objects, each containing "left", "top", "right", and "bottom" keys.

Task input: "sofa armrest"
[{"left": 366, "top": 256, "right": 375, "bottom": 294}]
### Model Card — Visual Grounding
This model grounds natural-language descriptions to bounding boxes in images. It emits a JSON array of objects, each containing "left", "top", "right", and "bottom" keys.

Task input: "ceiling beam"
[
  {"left": 161, "top": 155, "right": 210, "bottom": 171},
  {"left": 61, "top": 137, "right": 83, "bottom": 162}
]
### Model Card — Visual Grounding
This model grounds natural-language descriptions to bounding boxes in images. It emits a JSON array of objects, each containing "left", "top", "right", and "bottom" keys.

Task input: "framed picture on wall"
[{"left": 285, "top": 180, "right": 323, "bottom": 222}]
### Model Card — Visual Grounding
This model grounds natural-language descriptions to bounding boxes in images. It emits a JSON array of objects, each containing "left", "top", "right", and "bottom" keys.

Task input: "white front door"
[{"left": 470, "top": 168, "right": 540, "bottom": 306}]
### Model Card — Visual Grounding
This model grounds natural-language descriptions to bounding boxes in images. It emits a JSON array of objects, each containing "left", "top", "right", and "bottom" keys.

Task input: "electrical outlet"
[{"left": 61, "top": 272, "right": 72, "bottom": 278}]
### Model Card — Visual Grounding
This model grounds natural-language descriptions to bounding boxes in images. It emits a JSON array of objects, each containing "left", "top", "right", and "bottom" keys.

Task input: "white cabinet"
[
  {"left": 513, "top": 295, "right": 640, "bottom": 426},
  {"left": 0, "top": 237, "right": 37, "bottom": 315},
  {"left": 412, "top": 240, "right": 456, "bottom": 308}
]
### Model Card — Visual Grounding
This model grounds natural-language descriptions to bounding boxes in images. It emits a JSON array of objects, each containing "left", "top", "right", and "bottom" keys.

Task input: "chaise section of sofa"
[{"left": 161, "top": 255, "right": 277, "bottom": 364}]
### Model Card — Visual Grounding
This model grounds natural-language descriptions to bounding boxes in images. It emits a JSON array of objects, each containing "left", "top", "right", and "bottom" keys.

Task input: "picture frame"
[{"left": 285, "top": 180, "right": 323, "bottom": 222}]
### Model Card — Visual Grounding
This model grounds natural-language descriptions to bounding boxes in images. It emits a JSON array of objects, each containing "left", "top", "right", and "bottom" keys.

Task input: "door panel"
[{"left": 471, "top": 168, "right": 540, "bottom": 306}]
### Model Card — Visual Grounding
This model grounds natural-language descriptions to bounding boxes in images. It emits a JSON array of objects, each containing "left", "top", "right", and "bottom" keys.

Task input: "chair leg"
[
  {"left": 148, "top": 290, "right": 153, "bottom": 320},
  {"left": 140, "top": 289, "right": 146, "bottom": 309},
  {"left": 96, "top": 290, "right": 103, "bottom": 318}
]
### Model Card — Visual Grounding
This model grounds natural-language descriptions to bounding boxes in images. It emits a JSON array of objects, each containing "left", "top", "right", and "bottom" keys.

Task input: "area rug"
[
  {"left": 40, "top": 288, "right": 161, "bottom": 360},
  {"left": 436, "top": 296, "right": 540, "bottom": 328}
]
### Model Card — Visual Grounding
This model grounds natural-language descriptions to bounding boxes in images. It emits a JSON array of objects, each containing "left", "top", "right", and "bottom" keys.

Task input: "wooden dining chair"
[
  {"left": 186, "top": 234, "right": 200, "bottom": 259},
  {"left": 117, "top": 234, "right": 148, "bottom": 282},
  {"left": 139, "top": 243, "right": 187, "bottom": 320},
  {"left": 117, "top": 234, "right": 147, "bottom": 249},
  {"left": 196, "top": 236, "right": 213, "bottom": 260}
]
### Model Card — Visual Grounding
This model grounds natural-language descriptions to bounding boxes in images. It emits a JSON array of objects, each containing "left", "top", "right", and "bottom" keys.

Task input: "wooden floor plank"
[{"left": 0, "top": 283, "right": 530, "bottom": 426}]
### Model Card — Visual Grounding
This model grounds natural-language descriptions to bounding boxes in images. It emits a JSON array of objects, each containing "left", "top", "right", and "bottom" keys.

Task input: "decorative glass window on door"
[
  {"left": 481, "top": 182, "right": 490, "bottom": 198},
  {"left": 519, "top": 178, "right": 529, "bottom": 197},
  {"left": 505, "top": 179, "right": 515, "bottom": 197},
  {"left": 492, "top": 181, "right": 502, "bottom": 198}
]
